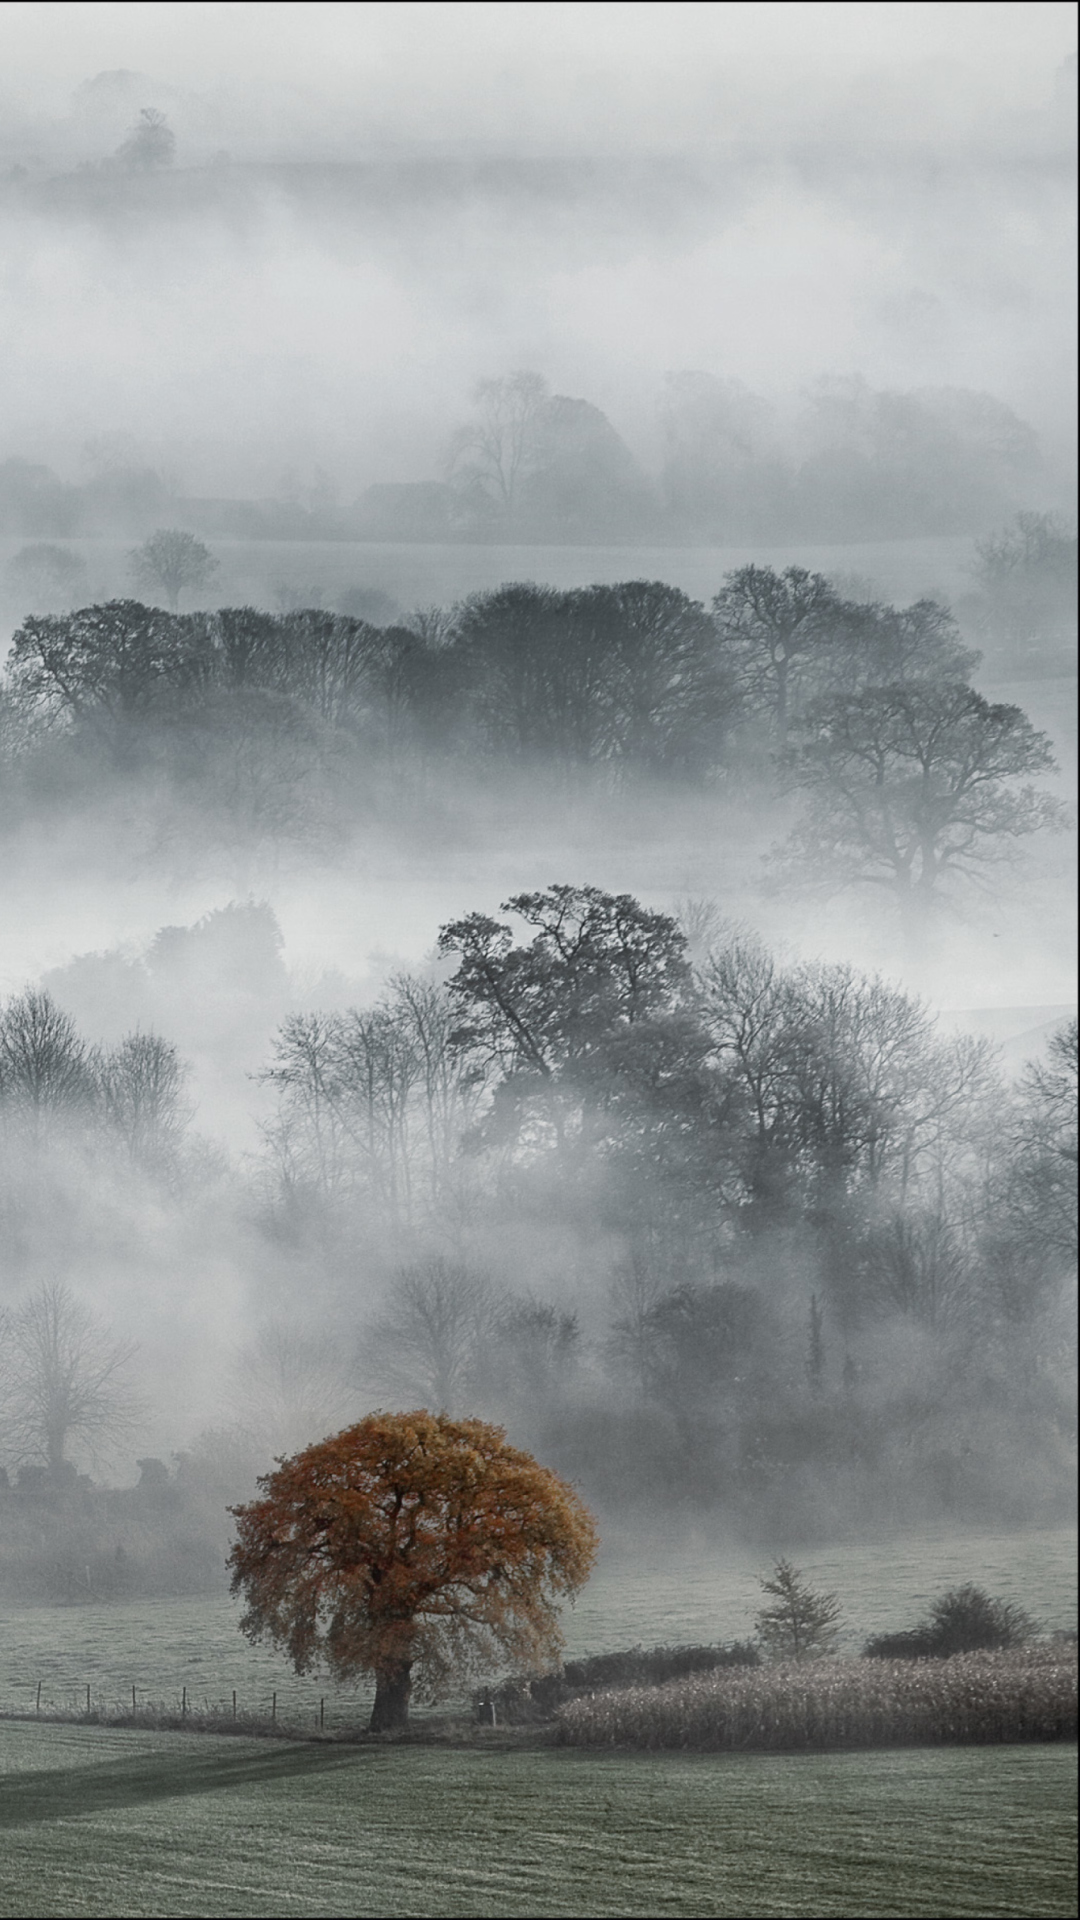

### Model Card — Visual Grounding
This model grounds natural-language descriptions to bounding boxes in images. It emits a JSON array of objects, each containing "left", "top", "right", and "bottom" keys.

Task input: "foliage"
[
  {"left": 258, "top": 974, "right": 478, "bottom": 1222},
  {"left": 7, "top": 600, "right": 200, "bottom": 741},
  {"left": 557, "top": 1643, "right": 1077, "bottom": 1750},
  {"left": 115, "top": 108, "right": 177, "bottom": 172},
  {"left": 864, "top": 1584, "right": 1035, "bottom": 1660},
  {"left": 442, "top": 884, "right": 692, "bottom": 1067},
  {"left": 0, "top": 985, "right": 190, "bottom": 1174},
  {"left": 0, "top": 989, "right": 95, "bottom": 1139},
  {"left": 450, "top": 579, "right": 729, "bottom": 771},
  {"left": 755, "top": 1559, "right": 843, "bottom": 1662},
  {"left": 0, "top": 566, "right": 1063, "bottom": 841},
  {"left": 228, "top": 1410, "right": 599, "bottom": 1730},
  {"left": 775, "top": 681, "right": 1065, "bottom": 921},
  {"left": 480, "top": 1641, "right": 759, "bottom": 1722},
  {"left": 712, "top": 564, "right": 848, "bottom": 736},
  {"left": 129, "top": 529, "right": 218, "bottom": 610},
  {"left": 96, "top": 1031, "right": 191, "bottom": 1171}
]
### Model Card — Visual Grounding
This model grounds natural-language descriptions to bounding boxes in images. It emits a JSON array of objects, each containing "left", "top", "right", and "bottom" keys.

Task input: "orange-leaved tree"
[{"left": 228, "top": 1409, "right": 599, "bottom": 1731}]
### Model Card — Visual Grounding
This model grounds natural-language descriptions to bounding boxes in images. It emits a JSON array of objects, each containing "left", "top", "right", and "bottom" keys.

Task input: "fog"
[
  {"left": 0, "top": 5, "right": 1075, "bottom": 1613},
  {"left": 0, "top": 4, "right": 1076, "bottom": 491}
]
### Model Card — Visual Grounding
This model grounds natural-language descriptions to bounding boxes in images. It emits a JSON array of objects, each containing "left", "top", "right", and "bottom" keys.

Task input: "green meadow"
[
  {"left": 3, "top": 1525, "right": 1075, "bottom": 1731},
  {"left": 0, "top": 1721, "right": 1075, "bottom": 1920}
]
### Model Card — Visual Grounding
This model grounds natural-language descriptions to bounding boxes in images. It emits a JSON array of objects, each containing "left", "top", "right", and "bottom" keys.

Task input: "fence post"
[
  {"left": 320, "top": 1697, "right": 325, "bottom": 1730},
  {"left": 132, "top": 1685, "right": 137, "bottom": 1715},
  {"left": 36, "top": 1682, "right": 41, "bottom": 1714},
  {"left": 182, "top": 1686, "right": 187, "bottom": 1719},
  {"left": 272, "top": 1691, "right": 277, "bottom": 1724},
  {"left": 86, "top": 1685, "right": 91, "bottom": 1715},
  {"left": 232, "top": 1690, "right": 237, "bottom": 1719}
]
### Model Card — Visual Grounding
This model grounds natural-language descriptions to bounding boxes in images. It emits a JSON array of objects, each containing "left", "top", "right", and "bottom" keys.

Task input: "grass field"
[
  {"left": 2, "top": 1525, "right": 1075, "bottom": 1731},
  {"left": 0, "top": 1720, "right": 1075, "bottom": 1919}
]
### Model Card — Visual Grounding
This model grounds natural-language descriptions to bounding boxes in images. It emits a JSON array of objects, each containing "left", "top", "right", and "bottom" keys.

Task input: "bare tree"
[
  {"left": 857, "top": 1210, "right": 971, "bottom": 1329},
  {"left": 0, "top": 990, "right": 94, "bottom": 1143},
  {"left": 233, "top": 1320, "right": 357, "bottom": 1458},
  {"left": 96, "top": 1030, "right": 191, "bottom": 1171},
  {"left": 129, "top": 529, "right": 218, "bottom": 611},
  {"left": 1004, "top": 1020, "right": 1078, "bottom": 1261},
  {"left": 260, "top": 979, "right": 480, "bottom": 1223},
  {"left": 259, "top": 1011, "right": 353, "bottom": 1210},
  {"left": 712, "top": 565, "right": 846, "bottom": 739},
  {"left": 972, "top": 512, "right": 1078, "bottom": 652},
  {"left": 773, "top": 682, "right": 1066, "bottom": 927},
  {"left": 366, "top": 1258, "right": 503, "bottom": 1412},
  {"left": 0, "top": 1281, "right": 143, "bottom": 1475},
  {"left": 447, "top": 371, "right": 550, "bottom": 525}
]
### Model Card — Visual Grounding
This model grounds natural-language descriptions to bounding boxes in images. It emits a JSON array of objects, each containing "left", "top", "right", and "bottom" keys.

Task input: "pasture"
[
  {"left": 0, "top": 1721, "right": 1075, "bottom": 1919},
  {"left": 2, "top": 1525, "right": 1075, "bottom": 1731}
]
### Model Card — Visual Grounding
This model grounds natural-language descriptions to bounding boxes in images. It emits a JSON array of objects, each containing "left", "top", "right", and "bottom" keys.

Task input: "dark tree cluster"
[{"left": 1, "top": 563, "right": 1061, "bottom": 921}]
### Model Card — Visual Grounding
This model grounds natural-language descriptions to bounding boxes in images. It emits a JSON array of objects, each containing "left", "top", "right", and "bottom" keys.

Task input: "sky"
[{"left": 1, "top": 3, "right": 1075, "bottom": 148}]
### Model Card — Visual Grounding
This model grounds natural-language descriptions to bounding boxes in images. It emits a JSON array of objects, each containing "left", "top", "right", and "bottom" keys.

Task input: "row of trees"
[
  {"left": 2, "top": 566, "right": 1063, "bottom": 921},
  {"left": 0, "top": 988, "right": 189, "bottom": 1173},
  {"left": 4, "top": 371, "right": 1061, "bottom": 547},
  {"left": 433, "top": 370, "right": 1055, "bottom": 543}
]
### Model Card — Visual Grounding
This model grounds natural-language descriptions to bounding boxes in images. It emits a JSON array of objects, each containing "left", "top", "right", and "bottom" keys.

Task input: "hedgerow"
[{"left": 557, "top": 1643, "right": 1077, "bottom": 1751}]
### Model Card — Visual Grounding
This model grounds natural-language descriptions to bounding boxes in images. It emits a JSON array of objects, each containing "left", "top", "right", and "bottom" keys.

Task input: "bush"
[
  {"left": 864, "top": 1584, "right": 1035, "bottom": 1659},
  {"left": 476, "top": 1642, "right": 759, "bottom": 1724},
  {"left": 862, "top": 1629, "right": 939, "bottom": 1660}
]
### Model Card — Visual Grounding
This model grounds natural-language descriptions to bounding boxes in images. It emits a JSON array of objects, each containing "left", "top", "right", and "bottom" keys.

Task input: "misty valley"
[
  {"left": 0, "top": 545, "right": 1074, "bottom": 1616},
  {"left": 0, "top": 16, "right": 1076, "bottom": 1915}
]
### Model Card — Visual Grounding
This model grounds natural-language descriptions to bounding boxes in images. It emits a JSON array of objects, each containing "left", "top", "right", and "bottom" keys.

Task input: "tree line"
[
  {"left": 1, "top": 370, "right": 1063, "bottom": 548},
  {"left": 2, "top": 564, "right": 1064, "bottom": 923}
]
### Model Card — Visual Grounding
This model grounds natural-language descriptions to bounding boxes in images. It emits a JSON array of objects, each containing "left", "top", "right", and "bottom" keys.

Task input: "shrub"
[
  {"left": 862, "top": 1629, "right": 939, "bottom": 1660},
  {"left": 864, "top": 1584, "right": 1035, "bottom": 1660},
  {"left": 476, "top": 1642, "right": 759, "bottom": 1724}
]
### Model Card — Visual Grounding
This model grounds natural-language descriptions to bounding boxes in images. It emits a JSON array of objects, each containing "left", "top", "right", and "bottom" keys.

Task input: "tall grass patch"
[{"left": 558, "top": 1644, "right": 1078, "bottom": 1751}]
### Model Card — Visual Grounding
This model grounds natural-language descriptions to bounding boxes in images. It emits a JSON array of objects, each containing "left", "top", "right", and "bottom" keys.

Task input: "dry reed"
[{"left": 557, "top": 1644, "right": 1077, "bottom": 1751}]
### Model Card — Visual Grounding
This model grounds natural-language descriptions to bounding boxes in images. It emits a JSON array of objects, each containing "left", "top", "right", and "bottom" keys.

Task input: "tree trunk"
[{"left": 369, "top": 1662, "right": 413, "bottom": 1732}]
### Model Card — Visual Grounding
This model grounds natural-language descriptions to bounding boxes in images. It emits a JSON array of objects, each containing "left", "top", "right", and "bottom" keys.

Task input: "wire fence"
[{"left": 0, "top": 1680, "right": 373, "bottom": 1736}]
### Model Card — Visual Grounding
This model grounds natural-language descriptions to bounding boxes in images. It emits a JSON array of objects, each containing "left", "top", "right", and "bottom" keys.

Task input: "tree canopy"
[
  {"left": 228, "top": 1409, "right": 598, "bottom": 1730},
  {"left": 775, "top": 681, "right": 1065, "bottom": 922},
  {"left": 129, "top": 529, "right": 218, "bottom": 611}
]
